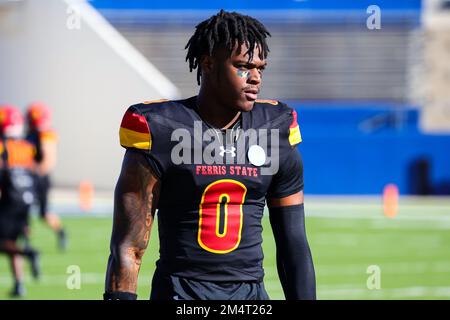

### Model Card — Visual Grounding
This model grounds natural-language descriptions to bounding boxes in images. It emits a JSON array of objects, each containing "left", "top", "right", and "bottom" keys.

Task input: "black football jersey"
[
  {"left": 119, "top": 96, "right": 303, "bottom": 282},
  {"left": 0, "top": 138, "right": 37, "bottom": 207}
]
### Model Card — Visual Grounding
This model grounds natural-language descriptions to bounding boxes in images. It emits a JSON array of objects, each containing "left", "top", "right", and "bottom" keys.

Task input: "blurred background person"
[
  {"left": 0, "top": 105, "right": 41, "bottom": 297},
  {"left": 26, "top": 102, "right": 67, "bottom": 251}
]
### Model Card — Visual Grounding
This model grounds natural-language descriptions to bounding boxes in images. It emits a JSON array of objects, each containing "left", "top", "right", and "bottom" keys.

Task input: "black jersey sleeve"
[
  {"left": 119, "top": 103, "right": 171, "bottom": 178},
  {"left": 266, "top": 105, "right": 304, "bottom": 198}
]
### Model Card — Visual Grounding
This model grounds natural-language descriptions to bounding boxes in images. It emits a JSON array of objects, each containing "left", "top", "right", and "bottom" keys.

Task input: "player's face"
[{"left": 214, "top": 43, "right": 267, "bottom": 112}]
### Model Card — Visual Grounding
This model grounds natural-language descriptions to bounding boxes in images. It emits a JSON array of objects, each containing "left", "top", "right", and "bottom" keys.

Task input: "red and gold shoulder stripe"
[
  {"left": 119, "top": 111, "right": 151, "bottom": 151},
  {"left": 40, "top": 130, "right": 58, "bottom": 143},
  {"left": 288, "top": 110, "right": 302, "bottom": 146},
  {"left": 143, "top": 99, "right": 169, "bottom": 105},
  {"left": 255, "top": 99, "right": 279, "bottom": 105}
]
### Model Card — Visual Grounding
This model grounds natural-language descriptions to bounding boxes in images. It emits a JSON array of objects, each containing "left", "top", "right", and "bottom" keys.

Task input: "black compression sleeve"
[{"left": 268, "top": 204, "right": 316, "bottom": 300}]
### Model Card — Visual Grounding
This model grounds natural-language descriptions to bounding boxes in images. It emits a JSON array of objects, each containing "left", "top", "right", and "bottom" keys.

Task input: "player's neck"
[{"left": 196, "top": 91, "right": 241, "bottom": 130}]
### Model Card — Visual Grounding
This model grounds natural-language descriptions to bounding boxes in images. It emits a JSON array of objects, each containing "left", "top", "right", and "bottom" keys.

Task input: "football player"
[
  {"left": 0, "top": 105, "right": 41, "bottom": 297},
  {"left": 104, "top": 10, "right": 316, "bottom": 300},
  {"left": 26, "top": 102, "right": 67, "bottom": 251}
]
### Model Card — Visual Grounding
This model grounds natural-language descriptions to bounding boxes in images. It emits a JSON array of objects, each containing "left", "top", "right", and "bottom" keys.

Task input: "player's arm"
[
  {"left": 104, "top": 150, "right": 160, "bottom": 299},
  {"left": 266, "top": 113, "right": 316, "bottom": 299},
  {"left": 267, "top": 190, "right": 316, "bottom": 300},
  {"left": 37, "top": 139, "right": 57, "bottom": 175}
]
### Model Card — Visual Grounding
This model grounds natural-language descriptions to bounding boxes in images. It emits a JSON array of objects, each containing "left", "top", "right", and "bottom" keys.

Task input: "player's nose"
[{"left": 247, "top": 69, "right": 261, "bottom": 85}]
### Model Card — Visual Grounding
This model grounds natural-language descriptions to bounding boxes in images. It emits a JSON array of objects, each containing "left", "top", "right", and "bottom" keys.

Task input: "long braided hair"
[{"left": 185, "top": 9, "right": 271, "bottom": 85}]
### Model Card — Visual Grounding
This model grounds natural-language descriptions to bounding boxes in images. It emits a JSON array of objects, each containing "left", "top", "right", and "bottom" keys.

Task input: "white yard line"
[
  {"left": 305, "top": 211, "right": 450, "bottom": 222},
  {"left": 263, "top": 261, "right": 450, "bottom": 275},
  {"left": 317, "top": 286, "right": 450, "bottom": 298},
  {"left": 2, "top": 273, "right": 450, "bottom": 298},
  {"left": 0, "top": 273, "right": 153, "bottom": 285}
]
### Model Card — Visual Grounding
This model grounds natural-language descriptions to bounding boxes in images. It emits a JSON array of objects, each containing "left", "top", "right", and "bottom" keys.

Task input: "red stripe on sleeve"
[
  {"left": 120, "top": 111, "right": 149, "bottom": 134},
  {"left": 289, "top": 110, "right": 299, "bottom": 128}
]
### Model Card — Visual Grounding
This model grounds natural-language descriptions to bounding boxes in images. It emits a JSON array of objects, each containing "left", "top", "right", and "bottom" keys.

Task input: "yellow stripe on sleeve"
[
  {"left": 119, "top": 127, "right": 152, "bottom": 150},
  {"left": 143, "top": 99, "right": 169, "bottom": 104},
  {"left": 41, "top": 131, "right": 58, "bottom": 142},
  {"left": 289, "top": 125, "right": 302, "bottom": 146}
]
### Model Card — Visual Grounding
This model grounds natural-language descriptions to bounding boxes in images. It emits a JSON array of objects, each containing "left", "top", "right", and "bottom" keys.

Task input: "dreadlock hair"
[{"left": 185, "top": 9, "right": 271, "bottom": 85}]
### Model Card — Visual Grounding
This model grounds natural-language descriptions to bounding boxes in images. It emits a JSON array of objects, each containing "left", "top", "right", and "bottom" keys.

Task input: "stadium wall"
[
  {"left": 2, "top": 0, "right": 447, "bottom": 195},
  {"left": 0, "top": 0, "right": 179, "bottom": 190},
  {"left": 91, "top": 0, "right": 421, "bottom": 11},
  {"left": 295, "top": 103, "right": 450, "bottom": 195}
]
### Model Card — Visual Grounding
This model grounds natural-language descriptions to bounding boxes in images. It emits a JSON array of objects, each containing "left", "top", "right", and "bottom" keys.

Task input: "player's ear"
[{"left": 200, "top": 55, "right": 215, "bottom": 75}]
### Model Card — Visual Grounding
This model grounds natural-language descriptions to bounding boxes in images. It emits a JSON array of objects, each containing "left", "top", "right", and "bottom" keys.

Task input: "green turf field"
[{"left": 1, "top": 197, "right": 450, "bottom": 300}]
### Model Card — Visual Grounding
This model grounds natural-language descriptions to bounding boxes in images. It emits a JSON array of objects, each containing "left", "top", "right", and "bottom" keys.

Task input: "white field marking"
[
  {"left": 368, "top": 219, "right": 450, "bottom": 230},
  {"left": 305, "top": 211, "right": 450, "bottom": 223},
  {"left": 53, "top": 208, "right": 450, "bottom": 221},
  {"left": 312, "top": 238, "right": 446, "bottom": 253},
  {"left": 304, "top": 195, "right": 450, "bottom": 206},
  {"left": 262, "top": 197, "right": 450, "bottom": 221},
  {"left": 47, "top": 193, "right": 450, "bottom": 218},
  {"left": 0, "top": 273, "right": 153, "bottom": 285},
  {"left": 264, "top": 261, "right": 450, "bottom": 276},
  {"left": 305, "top": 203, "right": 450, "bottom": 212},
  {"left": 1, "top": 273, "right": 450, "bottom": 299},
  {"left": 262, "top": 281, "right": 450, "bottom": 298},
  {"left": 307, "top": 215, "right": 450, "bottom": 230},
  {"left": 317, "top": 286, "right": 450, "bottom": 299}
]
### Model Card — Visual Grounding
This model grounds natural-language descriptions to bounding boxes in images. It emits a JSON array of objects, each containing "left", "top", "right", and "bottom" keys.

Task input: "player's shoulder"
[
  {"left": 26, "top": 129, "right": 58, "bottom": 145},
  {"left": 252, "top": 99, "right": 297, "bottom": 125},
  {"left": 126, "top": 98, "right": 191, "bottom": 118},
  {"left": 253, "top": 99, "right": 302, "bottom": 145},
  {"left": 40, "top": 129, "right": 58, "bottom": 142},
  {"left": 123, "top": 98, "right": 196, "bottom": 129},
  {"left": 119, "top": 98, "right": 192, "bottom": 151}
]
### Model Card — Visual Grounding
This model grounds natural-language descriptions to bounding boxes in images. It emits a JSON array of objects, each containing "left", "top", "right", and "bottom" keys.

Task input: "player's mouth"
[{"left": 243, "top": 88, "right": 259, "bottom": 101}]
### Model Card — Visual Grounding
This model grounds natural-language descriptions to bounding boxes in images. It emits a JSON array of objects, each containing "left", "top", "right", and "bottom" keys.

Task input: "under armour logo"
[{"left": 219, "top": 146, "right": 236, "bottom": 157}]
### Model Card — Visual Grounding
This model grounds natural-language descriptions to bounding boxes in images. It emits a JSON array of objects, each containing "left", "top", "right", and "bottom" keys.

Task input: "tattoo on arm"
[{"left": 105, "top": 150, "right": 160, "bottom": 293}]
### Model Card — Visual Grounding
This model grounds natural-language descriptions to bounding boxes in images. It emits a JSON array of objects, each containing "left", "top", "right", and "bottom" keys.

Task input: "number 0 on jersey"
[{"left": 198, "top": 179, "right": 247, "bottom": 254}]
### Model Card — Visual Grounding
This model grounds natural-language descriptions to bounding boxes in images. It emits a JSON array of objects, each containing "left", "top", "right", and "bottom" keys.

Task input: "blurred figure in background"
[
  {"left": 0, "top": 105, "right": 41, "bottom": 297},
  {"left": 26, "top": 102, "right": 67, "bottom": 251}
]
